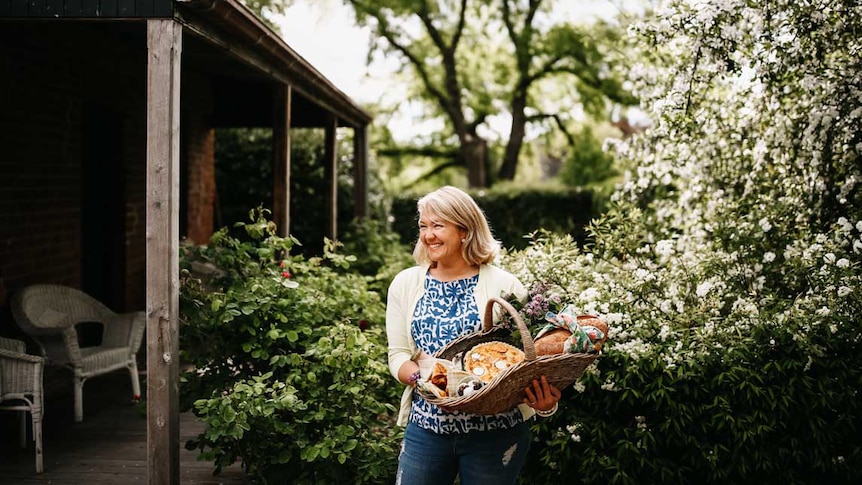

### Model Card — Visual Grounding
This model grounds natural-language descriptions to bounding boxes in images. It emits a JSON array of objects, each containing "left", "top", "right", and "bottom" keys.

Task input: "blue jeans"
[{"left": 396, "top": 422, "right": 532, "bottom": 485}]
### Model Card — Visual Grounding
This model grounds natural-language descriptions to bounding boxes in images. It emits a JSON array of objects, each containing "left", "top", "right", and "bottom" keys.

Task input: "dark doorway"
[{"left": 81, "top": 104, "right": 126, "bottom": 316}]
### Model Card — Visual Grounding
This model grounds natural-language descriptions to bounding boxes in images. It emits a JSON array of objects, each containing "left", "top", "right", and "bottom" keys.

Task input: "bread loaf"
[
  {"left": 534, "top": 328, "right": 571, "bottom": 355},
  {"left": 577, "top": 315, "right": 609, "bottom": 345}
]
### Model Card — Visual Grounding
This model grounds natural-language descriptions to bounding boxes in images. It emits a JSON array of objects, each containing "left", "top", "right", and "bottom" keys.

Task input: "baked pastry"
[
  {"left": 463, "top": 342, "right": 525, "bottom": 383},
  {"left": 429, "top": 362, "right": 449, "bottom": 396},
  {"left": 534, "top": 328, "right": 571, "bottom": 355}
]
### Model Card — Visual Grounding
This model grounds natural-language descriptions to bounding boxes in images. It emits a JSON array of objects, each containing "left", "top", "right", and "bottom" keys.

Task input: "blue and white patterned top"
[{"left": 409, "top": 272, "right": 523, "bottom": 434}]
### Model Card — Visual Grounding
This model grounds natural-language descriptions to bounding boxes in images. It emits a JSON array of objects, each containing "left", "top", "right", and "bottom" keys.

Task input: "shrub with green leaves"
[
  {"left": 179, "top": 209, "right": 401, "bottom": 484},
  {"left": 338, "top": 217, "right": 415, "bottom": 298},
  {"left": 499, "top": 0, "right": 862, "bottom": 483},
  {"left": 558, "top": 126, "right": 618, "bottom": 189}
]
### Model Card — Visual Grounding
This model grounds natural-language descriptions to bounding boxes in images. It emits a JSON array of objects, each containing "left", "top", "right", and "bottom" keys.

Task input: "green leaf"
[
  {"left": 343, "top": 439, "right": 358, "bottom": 452},
  {"left": 222, "top": 406, "right": 236, "bottom": 424}
]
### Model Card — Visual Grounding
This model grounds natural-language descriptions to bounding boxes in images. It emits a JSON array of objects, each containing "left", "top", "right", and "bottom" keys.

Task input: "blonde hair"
[{"left": 412, "top": 186, "right": 499, "bottom": 266}]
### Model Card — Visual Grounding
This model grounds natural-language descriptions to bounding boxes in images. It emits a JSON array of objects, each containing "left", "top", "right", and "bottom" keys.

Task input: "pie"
[{"left": 463, "top": 342, "right": 524, "bottom": 383}]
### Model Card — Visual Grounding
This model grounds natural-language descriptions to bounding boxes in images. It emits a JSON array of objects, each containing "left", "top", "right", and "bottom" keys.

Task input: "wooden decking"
[{"left": 0, "top": 370, "right": 246, "bottom": 484}]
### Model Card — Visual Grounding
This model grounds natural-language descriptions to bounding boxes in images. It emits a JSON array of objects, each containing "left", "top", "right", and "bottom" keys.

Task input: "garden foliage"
[
  {"left": 179, "top": 209, "right": 401, "bottom": 484},
  {"left": 177, "top": 0, "right": 862, "bottom": 482},
  {"left": 499, "top": 0, "right": 862, "bottom": 483},
  {"left": 213, "top": 128, "right": 361, "bottom": 256},
  {"left": 558, "top": 126, "right": 619, "bottom": 189},
  {"left": 338, "top": 217, "right": 416, "bottom": 297}
]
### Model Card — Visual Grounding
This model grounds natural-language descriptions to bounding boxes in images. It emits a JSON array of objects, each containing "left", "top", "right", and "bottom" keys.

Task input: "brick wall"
[
  {"left": 183, "top": 70, "right": 216, "bottom": 246},
  {"left": 0, "top": 24, "right": 148, "bottom": 336}
]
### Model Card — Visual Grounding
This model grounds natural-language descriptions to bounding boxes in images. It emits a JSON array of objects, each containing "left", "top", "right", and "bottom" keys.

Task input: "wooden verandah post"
[
  {"left": 273, "top": 83, "right": 292, "bottom": 237},
  {"left": 324, "top": 114, "right": 338, "bottom": 242},
  {"left": 146, "top": 18, "right": 182, "bottom": 485},
  {"left": 353, "top": 124, "right": 368, "bottom": 219}
]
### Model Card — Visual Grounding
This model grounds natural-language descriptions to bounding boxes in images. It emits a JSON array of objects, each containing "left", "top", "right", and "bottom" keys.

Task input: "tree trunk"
[
  {"left": 499, "top": 94, "right": 528, "bottom": 181},
  {"left": 462, "top": 135, "right": 488, "bottom": 188}
]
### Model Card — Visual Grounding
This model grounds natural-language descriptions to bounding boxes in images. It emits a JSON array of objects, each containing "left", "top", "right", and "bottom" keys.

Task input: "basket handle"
[{"left": 483, "top": 296, "right": 537, "bottom": 361}]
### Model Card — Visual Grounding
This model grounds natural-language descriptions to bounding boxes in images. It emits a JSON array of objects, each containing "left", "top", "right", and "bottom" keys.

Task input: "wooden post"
[
  {"left": 272, "top": 84, "right": 292, "bottom": 237},
  {"left": 352, "top": 124, "right": 368, "bottom": 219},
  {"left": 146, "top": 18, "right": 182, "bottom": 485},
  {"left": 323, "top": 115, "right": 338, "bottom": 242}
]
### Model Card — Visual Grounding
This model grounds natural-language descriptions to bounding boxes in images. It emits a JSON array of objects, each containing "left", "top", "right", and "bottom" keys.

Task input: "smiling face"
[{"left": 418, "top": 211, "right": 467, "bottom": 267}]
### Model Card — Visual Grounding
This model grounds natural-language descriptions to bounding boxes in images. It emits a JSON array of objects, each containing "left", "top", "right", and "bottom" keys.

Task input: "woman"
[{"left": 386, "top": 186, "right": 561, "bottom": 485}]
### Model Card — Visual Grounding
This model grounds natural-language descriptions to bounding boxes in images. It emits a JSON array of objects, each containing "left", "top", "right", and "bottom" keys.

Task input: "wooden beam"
[
  {"left": 272, "top": 84, "right": 291, "bottom": 237},
  {"left": 146, "top": 18, "right": 182, "bottom": 485},
  {"left": 323, "top": 115, "right": 338, "bottom": 242},
  {"left": 175, "top": 8, "right": 371, "bottom": 129},
  {"left": 353, "top": 124, "right": 368, "bottom": 219}
]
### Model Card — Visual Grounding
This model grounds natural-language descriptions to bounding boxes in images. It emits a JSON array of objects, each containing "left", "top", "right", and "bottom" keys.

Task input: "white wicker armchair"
[
  {"left": 10, "top": 284, "right": 145, "bottom": 423},
  {"left": 0, "top": 336, "right": 45, "bottom": 473}
]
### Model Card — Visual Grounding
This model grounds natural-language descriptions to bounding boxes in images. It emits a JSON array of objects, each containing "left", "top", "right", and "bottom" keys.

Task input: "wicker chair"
[
  {"left": 0, "top": 336, "right": 45, "bottom": 473},
  {"left": 10, "top": 284, "right": 145, "bottom": 423}
]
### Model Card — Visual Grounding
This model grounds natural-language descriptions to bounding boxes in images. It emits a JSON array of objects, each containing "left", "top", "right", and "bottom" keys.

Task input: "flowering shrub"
[
  {"left": 500, "top": 1, "right": 862, "bottom": 483},
  {"left": 179, "top": 209, "right": 401, "bottom": 484}
]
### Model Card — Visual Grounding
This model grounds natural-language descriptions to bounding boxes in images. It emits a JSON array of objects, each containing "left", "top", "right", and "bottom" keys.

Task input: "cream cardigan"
[{"left": 385, "top": 264, "right": 530, "bottom": 426}]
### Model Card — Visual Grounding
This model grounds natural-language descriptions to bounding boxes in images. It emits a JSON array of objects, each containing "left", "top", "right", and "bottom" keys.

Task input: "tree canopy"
[{"left": 345, "top": 0, "right": 636, "bottom": 187}]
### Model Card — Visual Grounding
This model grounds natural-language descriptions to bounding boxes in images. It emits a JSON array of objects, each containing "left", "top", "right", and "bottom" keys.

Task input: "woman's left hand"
[{"left": 523, "top": 375, "right": 561, "bottom": 412}]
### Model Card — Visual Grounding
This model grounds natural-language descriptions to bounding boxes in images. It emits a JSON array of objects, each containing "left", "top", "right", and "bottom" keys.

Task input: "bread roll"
[{"left": 534, "top": 328, "right": 571, "bottom": 355}]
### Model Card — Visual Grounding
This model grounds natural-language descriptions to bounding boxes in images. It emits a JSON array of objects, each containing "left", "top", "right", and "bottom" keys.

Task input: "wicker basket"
[{"left": 424, "top": 296, "right": 598, "bottom": 415}]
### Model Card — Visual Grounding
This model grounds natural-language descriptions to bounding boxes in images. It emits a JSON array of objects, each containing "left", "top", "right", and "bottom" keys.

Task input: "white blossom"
[
  {"left": 655, "top": 239, "right": 675, "bottom": 258},
  {"left": 696, "top": 281, "right": 714, "bottom": 297},
  {"left": 658, "top": 324, "right": 671, "bottom": 341},
  {"left": 579, "top": 287, "right": 601, "bottom": 302}
]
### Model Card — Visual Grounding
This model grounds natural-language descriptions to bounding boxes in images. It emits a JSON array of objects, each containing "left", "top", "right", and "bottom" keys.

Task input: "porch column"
[
  {"left": 272, "top": 84, "right": 292, "bottom": 237},
  {"left": 323, "top": 114, "right": 338, "bottom": 242},
  {"left": 146, "top": 19, "right": 182, "bottom": 485},
  {"left": 352, "top": 124, "right": 368, "bottom": 219}
]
